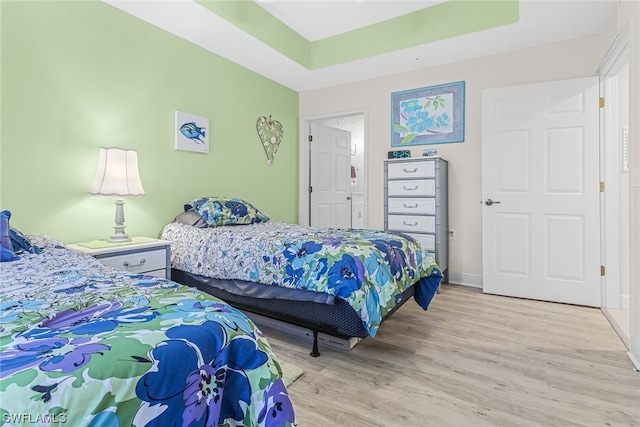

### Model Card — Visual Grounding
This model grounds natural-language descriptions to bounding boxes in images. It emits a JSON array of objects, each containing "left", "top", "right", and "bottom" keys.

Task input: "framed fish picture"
[{"left": 175, "top": 111, "right": 209, "bottom": 153}]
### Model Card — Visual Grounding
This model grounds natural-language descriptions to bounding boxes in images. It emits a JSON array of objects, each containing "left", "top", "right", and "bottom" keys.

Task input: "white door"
[
  {"left": 309, "top": 122, "right": 352, "bottom": 228},
  {"left": 482, "top": 76, "right": 601, "bottom": 307}
]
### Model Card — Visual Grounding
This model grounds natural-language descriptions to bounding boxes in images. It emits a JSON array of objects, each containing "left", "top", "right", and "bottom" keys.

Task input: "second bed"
[{"left": 162, "top": 200, "right": 442, "bottom": 355}]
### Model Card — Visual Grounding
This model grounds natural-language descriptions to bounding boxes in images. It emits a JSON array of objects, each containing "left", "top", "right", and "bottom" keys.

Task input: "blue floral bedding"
[
  {"left": 0, "top": 236, "right": 295, "bottom": 427},
  {"left": 162, "top": 222, "right": 442, "bottom": 336}
]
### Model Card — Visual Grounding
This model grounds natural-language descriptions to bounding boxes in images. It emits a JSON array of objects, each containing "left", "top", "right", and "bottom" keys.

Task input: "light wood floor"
[{"left": 260, "top": 284, "right": 640, "bottom": 427}]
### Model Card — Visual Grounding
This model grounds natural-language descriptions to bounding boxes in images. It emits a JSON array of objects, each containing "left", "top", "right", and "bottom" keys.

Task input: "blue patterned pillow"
[{"left": 185, "top": 197, "right": 269, "bottom": 227}]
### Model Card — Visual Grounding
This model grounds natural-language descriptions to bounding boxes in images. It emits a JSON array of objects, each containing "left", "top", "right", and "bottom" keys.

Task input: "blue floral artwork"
[
  {"left": 391, "top": 81, "right": 465, "bottom": 146},
  {"left": 175, "top": 111, "right": 209, "bottom": 153}
]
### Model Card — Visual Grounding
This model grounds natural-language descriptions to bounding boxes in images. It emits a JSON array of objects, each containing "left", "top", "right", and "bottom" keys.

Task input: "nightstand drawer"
[
  {"left": 387, "top": 198, "right": 436, "bottom": 214},
  {"left": 387, "top": 215, "right": 435, "bottom": 233},
  {"left": 387, "top": 161, "right": 435, "bottom": 179},
  {"left": 145, "top": 269, "right": 169, "bottom": 279},
  {"left": 98, "top": 249, "right": 166, "bottom": 275},
  {"left": 387, "top": 179, "right": 435, "bottom": 196}
]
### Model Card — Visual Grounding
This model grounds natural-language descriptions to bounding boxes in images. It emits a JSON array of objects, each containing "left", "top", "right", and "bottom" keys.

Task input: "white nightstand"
[{"left": 67, "top": 237, "right": 171, "bottom": 279}]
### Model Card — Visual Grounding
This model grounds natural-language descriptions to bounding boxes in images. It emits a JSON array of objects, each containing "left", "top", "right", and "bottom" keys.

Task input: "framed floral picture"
[{"left": 391, "top": 81, "right": 465, "bottom": 146}]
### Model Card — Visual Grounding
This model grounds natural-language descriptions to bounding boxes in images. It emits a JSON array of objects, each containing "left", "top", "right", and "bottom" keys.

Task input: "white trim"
[
  {"left": 299, "top": 109, "right": 369, "bottom": 227},
  {"left": 598, "top": 26, "right": 631, "bottom": 76},
  {"left": 597, "top": 21, "right": 640, "bottom": 371},
  {"left": 621, "top": 294, "right": 630, "bottom": 309},
  {"left": 448, "top": 272, "right": 483, "bottom": 289},
  {"left": 601, "top": 307, "right": 630, "bottom": 350},
  {"left": 598, "top": 25, "right": 630, "bottom": 310},
  {"left": 601, "top": 72, "right": 622, "bottom": 308},
  {"left": 627, "top": 349, "right": 640, "bottom": 372}
]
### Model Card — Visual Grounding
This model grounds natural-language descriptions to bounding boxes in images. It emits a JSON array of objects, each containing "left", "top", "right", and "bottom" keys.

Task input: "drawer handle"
[
  {"left": 123, "top": 258, "right": 146, "bottom": 268},
  {"left": 403, "top": 203, "right": 418, "bottom": 209},
  {"left": 403, "top": 168, "right": 418, "bottom": 173},
  {"left": 402, "top": 221, "right": 418, "bottom": 227},
  {"left": 403, "top": 186, "right": 418, "bottom": 191}
]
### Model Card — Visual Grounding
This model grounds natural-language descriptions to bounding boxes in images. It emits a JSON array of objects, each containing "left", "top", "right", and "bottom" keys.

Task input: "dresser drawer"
[
  {"left": 406, "top": 233, "right": 436, "bottom": 251},
  {"left": 98, "top": 249, "right": 166, "bottom": 275},
  {"left": 387, "top": 198, "right": 435, "bottom": 215},
  {"left": 388, "top": 179, "right": 435, "bottom": 196},
  {"left": 387, "top": 161, "right": 435, "bottom": 179},
  {"left": 387, "top": 215, "right": 436, "bottom": 233}
]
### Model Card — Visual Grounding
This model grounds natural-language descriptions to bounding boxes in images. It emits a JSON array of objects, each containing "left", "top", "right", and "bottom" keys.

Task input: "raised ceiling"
[{"left": 104, "top": 0, "right": 613, "bottom": 91}]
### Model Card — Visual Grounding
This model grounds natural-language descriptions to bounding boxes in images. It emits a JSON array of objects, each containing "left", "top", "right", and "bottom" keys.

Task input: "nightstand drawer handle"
[
  {"left": 123, "top": 258, "right": 146, "bottom": 268},
  {"left": 403, "top": 203, "right": 418, "bottom": 209},
  {"left": 403, "top": 168, "right": 418, "bottom": 173},
  {"left": 403, "top": 185, "right": 418, "bottom": 191},
  {"left": 402, "top": 221, "right": 418, "bottom": 227}
]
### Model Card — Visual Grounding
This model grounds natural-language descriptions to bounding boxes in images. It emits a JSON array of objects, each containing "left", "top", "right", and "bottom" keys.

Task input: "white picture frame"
[{"left": 175, "top": 111, "right": 209, "bottom": 153}]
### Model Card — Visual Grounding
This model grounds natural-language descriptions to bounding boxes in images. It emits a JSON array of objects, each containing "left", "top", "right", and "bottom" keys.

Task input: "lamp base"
[
  {"left": 108, "top": 231, "right": 131, "bottom": 243},
  {"left": 108, "top": 198, "right": 131, "bottom": 243}
]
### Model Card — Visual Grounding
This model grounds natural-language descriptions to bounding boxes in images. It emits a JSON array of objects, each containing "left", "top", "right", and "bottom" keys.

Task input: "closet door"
[
  {"left": 482, "top": 76, "right": 601, "bottom": 306},
  {"left": 309, "top": 122, "right": 352, "bottom": 228}
]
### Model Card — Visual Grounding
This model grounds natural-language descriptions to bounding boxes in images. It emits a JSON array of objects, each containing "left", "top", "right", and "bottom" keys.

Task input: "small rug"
[{"left": 280, "top": 361, "right": 304, "bottom": 387}]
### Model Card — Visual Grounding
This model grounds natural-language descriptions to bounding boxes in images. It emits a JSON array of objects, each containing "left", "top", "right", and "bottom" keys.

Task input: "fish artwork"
[{"left": 179, "top": 122, "right": 206, "bottom": 144}]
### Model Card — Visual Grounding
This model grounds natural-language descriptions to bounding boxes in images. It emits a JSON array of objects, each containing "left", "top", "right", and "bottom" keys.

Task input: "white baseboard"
[
  {"left": 620, "top": 294, "right": 630, "bottom": 309},
  {"left": 447, "top": 272, "right": 483, "bottom": 289},
  {"left": 628, "top": 348, "right": 640, "bottom": 371}
]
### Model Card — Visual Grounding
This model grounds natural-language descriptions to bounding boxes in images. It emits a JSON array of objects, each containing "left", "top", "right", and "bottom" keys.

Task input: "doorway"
[
  {"left": 299, "top": 110, "right": 368, "bottom": 228},
  {"left": 599, "top": 31, "right": 631, "bottom": 348}
]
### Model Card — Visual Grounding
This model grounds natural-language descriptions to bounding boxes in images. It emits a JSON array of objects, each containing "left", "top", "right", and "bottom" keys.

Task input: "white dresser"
[{"left": 384, "top": 157, "right": 448, "bottom": 278}]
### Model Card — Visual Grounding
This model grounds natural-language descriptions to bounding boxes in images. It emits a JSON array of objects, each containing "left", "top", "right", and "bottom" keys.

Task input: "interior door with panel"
[
  {"left": 309, "top": 122, "right": 352, "bottom": 228},
  {"left": 482, "top": 76, "right": 601, "bottom": 306}
]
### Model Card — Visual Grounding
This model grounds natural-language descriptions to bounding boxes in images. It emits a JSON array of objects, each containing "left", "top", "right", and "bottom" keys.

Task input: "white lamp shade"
[{"left": 90, "top": 147, "right": 145, "bottom": 196}]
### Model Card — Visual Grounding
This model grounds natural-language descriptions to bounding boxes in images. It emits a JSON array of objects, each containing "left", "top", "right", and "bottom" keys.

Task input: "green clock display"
[{"left": 388, "top": 150, "right": 411, "bottom": 159}]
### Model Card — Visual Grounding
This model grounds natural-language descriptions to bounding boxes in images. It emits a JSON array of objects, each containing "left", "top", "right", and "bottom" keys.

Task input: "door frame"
[
  {"left": 598, "top": 25, "right": 630, "bottom": 311},
  {"left": 299, "top": 109, "right": 369, "bottom": 226}
]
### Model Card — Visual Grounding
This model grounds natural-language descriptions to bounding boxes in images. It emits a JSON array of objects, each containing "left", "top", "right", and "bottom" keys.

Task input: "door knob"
[
  {"left": 485, "top": 198, "right": 501, "bottom": 206},
  {"left": 346, "top": 196, "right": 352, "bottom": 200}
]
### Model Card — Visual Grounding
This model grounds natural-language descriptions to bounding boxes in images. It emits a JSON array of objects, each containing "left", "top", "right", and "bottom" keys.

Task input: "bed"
[
  {"left": 0, "top": 234, "right": 296, "bottom": 427},
  {"left": 162, "top": 197, "right": 443, "bottom": 356}
]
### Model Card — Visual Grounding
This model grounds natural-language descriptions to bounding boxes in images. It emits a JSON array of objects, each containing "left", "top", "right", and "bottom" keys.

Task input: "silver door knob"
[{"left": 485, "top": 198, "right": 501, "bottom": 206}]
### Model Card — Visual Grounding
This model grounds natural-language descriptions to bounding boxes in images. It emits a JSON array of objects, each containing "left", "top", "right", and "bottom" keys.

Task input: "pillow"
[
  {"left": 0, "top": 210, "right": 19, "bottom": 262},
  {"left": 1, "top": 209, "right": 42, "bottom": 259},
  {"left": 9, "top": 226, "right": 42, "bottom": 255},
  {"left": 185, "top": 197, "right": 269, "bottom": 227},
  {"left": 173, "top": 211, "right": 208, "bottom": 228}
]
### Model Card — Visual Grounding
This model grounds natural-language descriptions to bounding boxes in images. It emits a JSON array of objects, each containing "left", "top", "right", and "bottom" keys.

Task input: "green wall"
[{"left": 0, "top": 0, "right": 299, "bottom": 244}]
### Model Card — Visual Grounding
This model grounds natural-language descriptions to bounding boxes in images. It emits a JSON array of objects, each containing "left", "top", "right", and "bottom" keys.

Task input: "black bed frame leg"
[{"left": 310, "top": 330, "right": 320, "bottom": 357}]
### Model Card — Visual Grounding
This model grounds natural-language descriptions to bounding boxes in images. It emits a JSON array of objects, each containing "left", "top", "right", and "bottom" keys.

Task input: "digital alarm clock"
[{"left": 388, "top": 149, "right": 411, "bottom": 159}]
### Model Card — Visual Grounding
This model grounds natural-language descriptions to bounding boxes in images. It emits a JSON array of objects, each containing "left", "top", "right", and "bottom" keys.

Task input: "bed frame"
[{"left": 172, "top": 268, "right": 416, "bottom": 357}]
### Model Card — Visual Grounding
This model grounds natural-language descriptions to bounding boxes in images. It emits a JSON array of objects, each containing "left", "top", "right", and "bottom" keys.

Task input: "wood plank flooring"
[{"left": 259, "top": 284, "right": 640, "bottom": 427}]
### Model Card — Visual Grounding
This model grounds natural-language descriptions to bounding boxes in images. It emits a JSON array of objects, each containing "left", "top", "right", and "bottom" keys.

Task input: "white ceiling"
[{"left": 105, "top": 0, "right": 613, "bottom": 92}]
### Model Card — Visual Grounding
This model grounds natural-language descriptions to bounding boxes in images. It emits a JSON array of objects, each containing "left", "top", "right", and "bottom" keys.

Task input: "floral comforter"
[
  {"left": 0, "top": 236, "right": 295, "bottom": 427},
  {"left": 162, "top": 222, "right": 442, "bottom": 336}
]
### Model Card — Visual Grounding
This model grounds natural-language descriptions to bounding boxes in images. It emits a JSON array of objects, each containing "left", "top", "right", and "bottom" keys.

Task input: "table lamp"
[{"left": 90, "top": 147, "right": 145, "bottom": 242}]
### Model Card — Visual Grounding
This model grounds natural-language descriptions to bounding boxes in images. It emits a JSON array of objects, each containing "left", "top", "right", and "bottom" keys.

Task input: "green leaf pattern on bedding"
[{"left": 0, "top": 236, "right": 295, "bottom": 427}]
